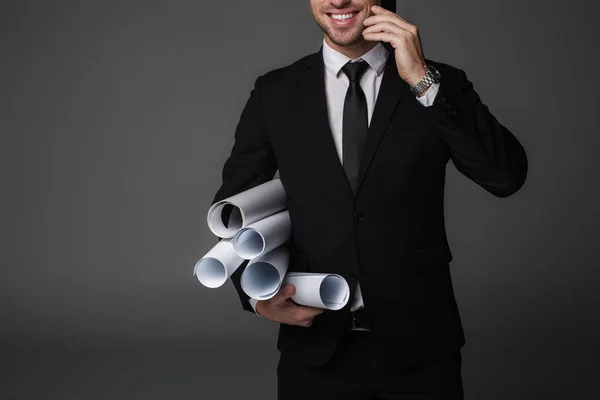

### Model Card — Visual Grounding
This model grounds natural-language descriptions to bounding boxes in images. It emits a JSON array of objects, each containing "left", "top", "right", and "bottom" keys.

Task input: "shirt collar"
[{"left": 322, "top": 38, "right": 389, "bottom": 78}]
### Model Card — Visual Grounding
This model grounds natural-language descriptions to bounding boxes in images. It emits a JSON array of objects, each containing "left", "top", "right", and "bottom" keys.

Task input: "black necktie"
[{"left": 341, "top": 60, "right": 370, "bottom": 194}]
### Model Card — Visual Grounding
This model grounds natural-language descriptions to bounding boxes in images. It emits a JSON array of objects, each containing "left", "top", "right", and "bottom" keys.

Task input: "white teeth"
[{"left": 331, "top": 13, "right": 356, "bottom": 21}]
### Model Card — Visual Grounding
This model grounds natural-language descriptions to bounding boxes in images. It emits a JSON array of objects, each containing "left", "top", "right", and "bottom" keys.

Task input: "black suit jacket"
[{"left": 212, "top": 47, "right": 528, "bottom": 367}]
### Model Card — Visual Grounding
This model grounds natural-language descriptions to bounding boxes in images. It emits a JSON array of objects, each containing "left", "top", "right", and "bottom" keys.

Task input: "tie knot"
[{"left": 341, "top": 60, "right": 369, "bottom": 83}]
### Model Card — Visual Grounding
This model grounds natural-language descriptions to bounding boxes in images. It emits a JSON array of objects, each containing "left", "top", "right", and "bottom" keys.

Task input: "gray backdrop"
[{"left": 2, "top": 0, "right": 598, "bottom": 399}]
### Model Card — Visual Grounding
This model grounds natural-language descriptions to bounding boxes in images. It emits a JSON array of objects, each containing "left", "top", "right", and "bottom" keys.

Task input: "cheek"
[{"left": 310, "top": 6, "right": 322, "bottom": 20}]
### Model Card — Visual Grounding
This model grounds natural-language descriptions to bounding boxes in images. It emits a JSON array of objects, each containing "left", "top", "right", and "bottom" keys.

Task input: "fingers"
[
  {"left": 364, "top": 7, "right": 419, "bottom": 37},
  {"left": 370, "top": 4, "right": 395, "bottom": 16},
  {"left": 363, "top": 21, "right": 408, "bottom": 37},
  {"left": 291, "top": 310, "right": 323, "bottom": 327},
  {"left": 297, "top": 318, "right": 316, "bottom": 328},
  {"left": 282, "top": 303, "right": 324, "bottom": 327},
  {"left": 367, "top": 12, "right": 414, "bottom": 29},
  {"left": 297, "top": 305, "right": 325, "bottom": 318},
  {"left": 261, "top": 284, "right": 326, "bottom": 327},
  {"left": 362, "top": 31, "right": 401, "bottom": 47},
  {"left": 362, "top": 7, "right": 420, "bottom": 52},
  {"left": 281, "top": 301, "right": 323, "bottom": 318},
  {"left": 364, "top": 16, "right": 418, "bottom": 38}
]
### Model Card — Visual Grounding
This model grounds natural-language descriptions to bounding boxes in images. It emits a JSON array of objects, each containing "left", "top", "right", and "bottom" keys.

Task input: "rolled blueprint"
[
  {"left": 193, "top": 239, "right": 244, "bottom": 288},
  {"left": 282, "top": 273, "right": 350, "bottom": 311},
  {"left": 207, "top": 179, "right": 286, "bottom": 238},
  {"left": 240, "top": 245, "right": 289, "bottom": 300},
  {"left": 233, "top": 210, "right": 291, "bottom": 259}
]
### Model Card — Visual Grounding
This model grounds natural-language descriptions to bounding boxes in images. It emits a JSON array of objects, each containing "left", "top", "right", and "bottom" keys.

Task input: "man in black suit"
[{"left": 212, "top": 1, "right": 528, "bottom": 399}]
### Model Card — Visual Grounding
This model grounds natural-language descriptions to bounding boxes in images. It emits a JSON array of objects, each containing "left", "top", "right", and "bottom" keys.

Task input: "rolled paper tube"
[
  {"left": 282, "top": 273, "right": 350, "bottom": 311},
  {"left": 233, "top": 210, "right": 291, "bottom": 259},
  {"left": 240, "top": 245, "right": 289, "bottom": 300},
  {"left": 193, "top": 239, "right": 244, "bottom": 288},
  {"left": 207, "top": 179, "right": 286, "bottom": 238}
]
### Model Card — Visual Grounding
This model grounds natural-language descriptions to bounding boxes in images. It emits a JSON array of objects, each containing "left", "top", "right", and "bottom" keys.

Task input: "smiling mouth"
[{"left": 328, "top": 12, "right": 359, "bottom": 22}]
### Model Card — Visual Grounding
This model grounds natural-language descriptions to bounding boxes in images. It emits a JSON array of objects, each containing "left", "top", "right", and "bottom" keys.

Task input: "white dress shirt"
[{"left": 249, "top": 39, "right": 439, "bottom": 315}]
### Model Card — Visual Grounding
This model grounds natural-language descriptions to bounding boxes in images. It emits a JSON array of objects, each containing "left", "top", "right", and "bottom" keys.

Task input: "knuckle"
[{"left": 292, "top": 311, "right": 304, "bottom": 322}]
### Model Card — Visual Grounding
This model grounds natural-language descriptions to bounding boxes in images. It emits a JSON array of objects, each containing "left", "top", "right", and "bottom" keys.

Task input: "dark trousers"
[{"left": 277, "top": 329, "right": 464, "bottom": 400}]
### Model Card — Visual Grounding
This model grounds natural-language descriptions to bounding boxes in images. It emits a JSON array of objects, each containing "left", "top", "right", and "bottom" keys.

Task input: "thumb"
[{"left": 277, "top": 284, "right": 296, "bottom": 301}]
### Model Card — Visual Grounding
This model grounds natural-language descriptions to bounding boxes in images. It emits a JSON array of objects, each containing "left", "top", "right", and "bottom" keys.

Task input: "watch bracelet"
[{"left": 410, "top": 65, "right": 435, "bottom": 95}]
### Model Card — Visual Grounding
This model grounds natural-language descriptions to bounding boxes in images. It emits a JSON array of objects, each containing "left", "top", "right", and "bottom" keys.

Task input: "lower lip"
[{"left": 328, "top": 13, "right": 358, "bottom": 26}]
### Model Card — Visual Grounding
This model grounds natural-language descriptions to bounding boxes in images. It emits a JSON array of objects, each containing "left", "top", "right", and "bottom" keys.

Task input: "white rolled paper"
[
  {"left": 207, "top": 179, "right": 286, "bottom": 238},
  {"left": 193, "top": 239, "right": 244, "bottom": 288},
  {"left": 240, "top": 245, "right": 289, "bottom": 300},
  {"left": 233, "top": 210, "right": 291, "bottom": 259},
  {"left": 282, "top": 273, "right": 350, "bottom": 311}
]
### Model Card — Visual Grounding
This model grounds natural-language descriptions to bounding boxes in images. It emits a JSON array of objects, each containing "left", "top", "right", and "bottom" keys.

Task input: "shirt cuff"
[
  {"left": 415, "top": 82, "right": 440, "bottom": 107},
  {"left": 248, "top": 298, "right": 262, "bottom": 317}
]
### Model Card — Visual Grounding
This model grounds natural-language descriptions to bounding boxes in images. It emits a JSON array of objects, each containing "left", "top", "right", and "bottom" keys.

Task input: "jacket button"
[
  {"left": 449, "top": 109, "right": 457, "bottom": 117},
  {"left": 351, "top": 272, "right": 358, "bottom": 281},
  {"left": 353, "top": 212, "right": 364, "bottom": 223},
  {"left": 437, "top": 96, "right": 447, "bottom": 104},
  {"left": 443, "top": 102, "right": 451, "bottom": 110}
]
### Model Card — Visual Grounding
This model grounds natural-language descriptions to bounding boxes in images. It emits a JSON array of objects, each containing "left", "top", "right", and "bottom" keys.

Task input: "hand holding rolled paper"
[
  {"left": 282, "top": 273, "right": 350, "bottom": 311},
  {"left": 255, "top": 284, "right": 324, "bottom": 327},
  {"left": 195, "top": 178, "right": 349, "bottom": 316}
]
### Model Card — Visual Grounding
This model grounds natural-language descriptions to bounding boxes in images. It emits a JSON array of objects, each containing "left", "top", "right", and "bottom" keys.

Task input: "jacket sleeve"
[
  {"left": 424, "top": 65, "right": 528, "bottom": 198},
  {"left": 211, "top": 75, "right": 278, "bottom": 313}
]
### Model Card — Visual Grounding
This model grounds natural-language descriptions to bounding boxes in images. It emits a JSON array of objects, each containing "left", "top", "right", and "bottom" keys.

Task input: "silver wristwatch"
[{"left": 409, "top": 64, "right": 441, "bottom": 96}]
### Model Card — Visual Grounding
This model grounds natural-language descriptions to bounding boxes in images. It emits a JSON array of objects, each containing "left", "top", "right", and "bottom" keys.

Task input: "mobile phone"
[
  {"left": 377, "top": 0, "right": 396, "bottom": 13},
  {"left": 376, "top": 1, "right": 396, "bottom": 52}
]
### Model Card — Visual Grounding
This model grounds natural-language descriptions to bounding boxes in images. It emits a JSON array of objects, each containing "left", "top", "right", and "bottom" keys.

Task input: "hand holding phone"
[
  {"left": 364, "top": 2, "right": 428, "bottom": 87},
  {"left": 375, "top": 1, "right": 397, "bottom": 52}
]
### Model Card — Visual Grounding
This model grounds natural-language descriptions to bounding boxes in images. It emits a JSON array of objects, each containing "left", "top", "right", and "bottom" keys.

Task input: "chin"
[
  {"left": 326, "top": 30, "right": 365, "bottom": 47},
  {"left": 321, "top": 21, "right": 364, "bottom": 46},
  {"left": 329, "top": 35, "right": 364, "bottom": 47}
]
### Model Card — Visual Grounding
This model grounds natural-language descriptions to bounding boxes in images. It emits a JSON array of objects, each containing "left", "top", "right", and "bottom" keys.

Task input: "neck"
[{"left": 324, "top": 36, "right": 378, "bottom": 59}]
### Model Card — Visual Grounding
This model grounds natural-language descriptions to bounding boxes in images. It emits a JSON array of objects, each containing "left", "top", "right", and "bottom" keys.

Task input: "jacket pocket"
[{"left": 409, "top": 242, "right": 453, "bottom": 272}]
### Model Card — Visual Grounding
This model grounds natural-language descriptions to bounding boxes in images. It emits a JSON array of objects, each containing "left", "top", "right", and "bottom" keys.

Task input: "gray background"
[{"left": 1, "top": 0, "right": 598, "bottom": 398}]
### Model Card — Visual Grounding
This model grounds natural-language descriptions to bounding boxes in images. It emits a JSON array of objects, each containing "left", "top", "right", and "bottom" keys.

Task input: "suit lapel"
[
  {"left": 300, "top": 48, "right": 355, "bottom": 200},
  {"left": 355, "top": 55, "right": 407, "bottom": 195},
  {"left": 297, "top": 48, "right": 420, "bottom": 200}
]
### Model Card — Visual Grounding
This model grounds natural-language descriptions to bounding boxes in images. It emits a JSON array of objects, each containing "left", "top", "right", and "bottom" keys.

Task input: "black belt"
[{"left": 350, "top": 308, "right": 371, "bottom": 331}]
